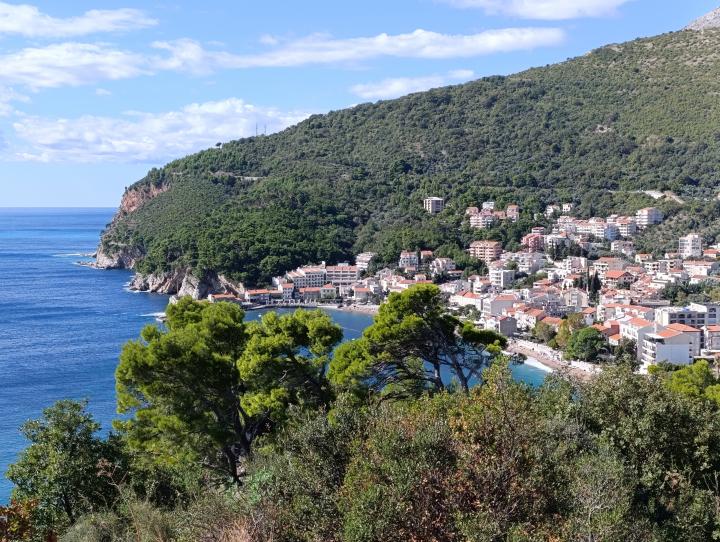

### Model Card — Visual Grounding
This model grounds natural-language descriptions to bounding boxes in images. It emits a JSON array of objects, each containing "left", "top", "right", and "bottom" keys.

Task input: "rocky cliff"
[
  {"left": 685, "top": 7, "right": 720, "bottom": 31},
  {"left": 95, "top": 243, "right": 144, "bottom": 270},
  {"left": 118, "top": 181, "right": 169, "bottom": 218},
  {"left": 95, "top": 180, "right": 170, "bottom": 270},
  {"left": 95, "top": 179, "right": 245, "bottom": 299},
  {"left": 128, "top": 270, "right": 244, "bottom": 299}
]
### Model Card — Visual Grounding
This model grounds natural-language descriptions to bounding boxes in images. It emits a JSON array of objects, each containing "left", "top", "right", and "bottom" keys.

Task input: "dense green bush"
[
  {"left": 9, "top": 294, "right": 720, "bottom": 540},
  {"left": 10, "top": 364, "right": 720, "bottom": 541}
]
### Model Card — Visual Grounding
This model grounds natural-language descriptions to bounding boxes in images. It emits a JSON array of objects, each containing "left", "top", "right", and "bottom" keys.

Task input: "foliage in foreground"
[
  {"left": 115, "top": 296, "right": 342, "bottom": 485},
  {"left": 8, "top": 288, "right": 720, "bottom": 540},
  {"left": 9, "top": 365, "right": 720, "bottom": 541}
]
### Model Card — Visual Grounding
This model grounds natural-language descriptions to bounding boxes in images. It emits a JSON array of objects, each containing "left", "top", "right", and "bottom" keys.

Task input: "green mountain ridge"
[{"left": 100, "top": 26, "right": 720, "bottom": 288}]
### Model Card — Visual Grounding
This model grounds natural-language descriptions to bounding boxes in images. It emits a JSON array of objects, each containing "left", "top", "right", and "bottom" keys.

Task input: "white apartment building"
[
  {"left": 545, "top": 233, "right": 571, "bottom": 250},
  {"left": 423, "top": 197, "right": 445, "bottom": 214},
  {"left": 398, "top": 251, "right": 419, "bottom": 269},
  {"left": 485, "top": 316, "right": 517, "bottom": 337},
  {"left": 567, "top": 218, "right": 620, "bottom": 241},
  {"left": 598, "top": 304, "right": 655, "bottom": 322},
  {"left": 429, "top": 257, "right": 457, "bottom": 276},
  {"left": 615, "top": 218, "right": 637, "bottom": 238},
  {"left": 665, "top": 324, "right": 702, "bottom": 357},
  {"left": 326, "top": 263, "right": 360, "bottom": 286},
  {"left": 450, "top": 291, "right": 483, "bottom": 310},
  {"left": 598, "top": 222, "right": 620, "bottom": 241},
  {"left": 482, "top": 201, "right": 495, "bottom": 211},
  {"left": 642, "top": 260, "right": 669, "bottom": 275},
  {"left": 489, "top": 265, "right": 515, "bottom": 289},
  {"left": 619, "top": 317, "right": 655, "bottom": 358},
  {"left": 655, "top": 303, "right": 720, "bottom": 328},
  {"left": 481, "top": 293, "right": 518, "bottom": 319},
  {"left": 562, "top": 256, "right": 589, "bottom": 273},
  {"left": 684, "top": 260, "right": 720, "bottom": 277},
  {"left": 563, "top": 288, "right": 590, "bottom": 309},
  {"left": 355, "top": 252, "right": 377, "bottom": 272},
  {"left": 679, "top": 234, "right": 703, "bottom": 259},
  {"left": 469, "top": 212, "right": 498, "bottom": 229},
  {"left": 704, "top": 325, "right": 720, "bottom": 351},
  {"left": 501, "top": 251, "right": 546, "bottom": 274},
  {"left": 286, "top": 266, "right": 327, "bottom": 288},
  {"left": 635, "top": 207, "right": 663, "bottom": 228},
  {"left": 545, "top": 204, "right": 561, "bottom": 218},
  {"left": 641, "top": 326, "right": 698, "bottom": 367}
]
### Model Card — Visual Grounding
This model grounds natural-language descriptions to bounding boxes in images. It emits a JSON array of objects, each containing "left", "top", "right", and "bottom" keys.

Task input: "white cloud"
[
  {"left": 154, "top": 27, "right": 565, "bottom": 70},
  {"left": 0, "top": 2, "right": 156, "bottom": 37},
  {"left": 0, "top": 27, "right": 563, "bottom": 91},
  {"left": 351, "top": 69, "right": 475, "bottom": 100},
  {"left": 0, "top": 85, "right": 28, "bottom": 116},
  {"left": 11, "top": 98, "right": 309, "bottom": 163},
  {"left": 151, "top": 38, "right": 216, "bottom": 74},
  {"left": 440, "top": 0, "right": 631, "bottom": 20},
  {"left": 0, "top": 43, "right": 149, "bottom": 89},
  {"left": 95, "top": 88, "right": 112, "bottom": 96}
]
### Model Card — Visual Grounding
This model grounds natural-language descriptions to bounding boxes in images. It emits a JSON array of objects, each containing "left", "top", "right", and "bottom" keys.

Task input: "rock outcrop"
[
  {"left": 94, "top": 180, "right": 169, "bottom": 269},
  {"left": 118, "top": 182, "right": 169, "bottom": 217},
  {"left": 95, "top": 244, "right": 144, "bottom": 270},
  {"left": 685, "top": 7, "right": 720, "bottom": 31},
  {"left": 128, "top": 269, "right": 244, "bottom": 299}
]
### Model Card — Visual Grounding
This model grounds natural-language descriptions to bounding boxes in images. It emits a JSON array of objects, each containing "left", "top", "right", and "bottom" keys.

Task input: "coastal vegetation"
[
  {"left": 6, "top": 286, "right": 720, "bottom": 540},
  {"left": 101, "top": 28, "right": 720, "bottom": 288}
]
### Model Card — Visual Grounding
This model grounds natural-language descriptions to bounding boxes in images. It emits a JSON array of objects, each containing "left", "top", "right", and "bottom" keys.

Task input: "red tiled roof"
[
  {"left": 627, "top": 317, "right": 653, "bottom": 328},
  {"left": 666, "top": 323, "right": 701, "bottom": 333},
  {"left": 542, "top": 317, "right": 563, "bottom": 326}
]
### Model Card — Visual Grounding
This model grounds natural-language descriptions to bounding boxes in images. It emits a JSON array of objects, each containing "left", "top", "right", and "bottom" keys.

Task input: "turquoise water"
[{"left": 0, "top": 208, "right": 547, "bottom": 503}]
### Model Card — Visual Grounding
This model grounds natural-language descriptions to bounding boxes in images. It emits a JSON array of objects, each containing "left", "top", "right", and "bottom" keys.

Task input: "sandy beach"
[
  {"left": 508, "top": 340, "right": 595, "bottom": 382},
  {"left": 324, "top": 303, "right": 380, "bottom": 315},
  {"left": 522, "top": 357, "right": 553, "bottom": 373}
]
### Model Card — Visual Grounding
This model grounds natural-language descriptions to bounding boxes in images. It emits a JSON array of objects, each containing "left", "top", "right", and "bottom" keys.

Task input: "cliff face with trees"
[{"left": 99, "top": 27, "right": 720, "bottom": 291}]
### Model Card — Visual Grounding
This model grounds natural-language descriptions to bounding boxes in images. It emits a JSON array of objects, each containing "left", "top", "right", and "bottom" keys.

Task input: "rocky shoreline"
[
  {"left": 128, "top": 270, "right": 244, "bottom": 300},
  {"left": 88, "top": 245, "right": 243, "bottom": 300}
]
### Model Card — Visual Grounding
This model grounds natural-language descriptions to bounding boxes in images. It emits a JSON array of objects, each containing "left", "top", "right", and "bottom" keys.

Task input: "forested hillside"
[{"left": 101, "top": 27, "right": 720, "bottom": 286}]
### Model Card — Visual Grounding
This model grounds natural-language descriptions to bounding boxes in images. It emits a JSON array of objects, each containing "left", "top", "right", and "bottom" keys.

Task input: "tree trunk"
[{"left": 62, "top": 492, "right": 75, "bottom": 525}]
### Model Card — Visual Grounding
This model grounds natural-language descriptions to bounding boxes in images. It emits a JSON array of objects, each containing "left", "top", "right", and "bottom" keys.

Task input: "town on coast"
[{"left": 142, "top": 195, "right": 720, "bottom": 378}]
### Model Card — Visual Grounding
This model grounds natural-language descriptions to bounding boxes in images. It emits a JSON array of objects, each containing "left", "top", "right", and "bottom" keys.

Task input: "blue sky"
[{"left": 0, "top": 0, "right": 717, "bottom": 207}]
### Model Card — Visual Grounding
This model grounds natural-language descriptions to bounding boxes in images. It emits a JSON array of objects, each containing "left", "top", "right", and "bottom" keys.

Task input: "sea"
[{"left": 0, "top": 208, "right": 548, "bottom": 503}]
